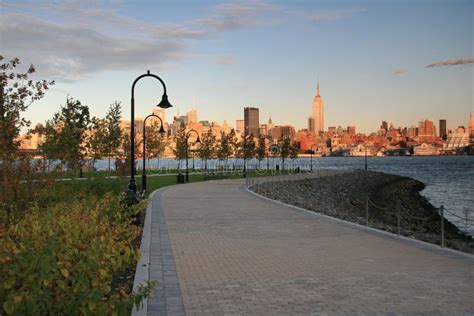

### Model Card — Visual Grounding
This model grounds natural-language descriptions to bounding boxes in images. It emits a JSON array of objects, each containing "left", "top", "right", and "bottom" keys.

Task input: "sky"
[{"left": 1, "top": 0, "right": 473, "bottom": 133}]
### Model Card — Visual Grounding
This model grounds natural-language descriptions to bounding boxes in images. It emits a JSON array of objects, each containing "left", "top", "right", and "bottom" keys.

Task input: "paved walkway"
[{"left": 144, "top": 179, "right": 474, "bottom": 315}]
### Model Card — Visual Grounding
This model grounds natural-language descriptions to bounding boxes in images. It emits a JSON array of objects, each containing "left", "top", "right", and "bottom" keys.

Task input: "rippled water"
[{"left": 96, "top": 155, "right": 473, "bottom": 233}]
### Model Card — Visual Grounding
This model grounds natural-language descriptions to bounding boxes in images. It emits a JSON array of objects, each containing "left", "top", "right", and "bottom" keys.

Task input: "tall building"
[
  {"left": 418, "top": 119, "right": 436, "bottom": 144},
  {"left": 244, "top": 107, "right": 259, "bottom": 137},
  {"left": 347, "top": 126, "right": 356, "bottom": 135},
  {"left": 310, "top": 81, "right": 324, "bottom": 132},
  {"left": 308, "top": 117, "right": 315, "bottom": 134},
  {"left": 187, "top": 108, "right": 198, "bottom": 124},
  {"left": 236, "top": 120, "right": 244, "bottom": 133},
  {"left": 439, "top": 119, "right": 447, "bottom": 140}
]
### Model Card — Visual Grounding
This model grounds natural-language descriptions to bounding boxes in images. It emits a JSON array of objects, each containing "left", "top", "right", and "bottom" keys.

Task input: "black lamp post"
[
  {"left": 185, "top": 129, "right": 200, "bottom": 182},
  {"left": 141, "top": 113, "right": 165, "bottom": 195},
  {"left": 310, "top": 144, "right": 318, "bottom": 171},
  {"left": 365, "top": 145, "right": 368, "bottom": 171},
  {"left": 128, "top": 71, "right": 172, "bottom": 203}
]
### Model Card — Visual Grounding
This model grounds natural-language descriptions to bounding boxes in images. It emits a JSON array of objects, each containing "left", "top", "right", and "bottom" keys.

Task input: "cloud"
[
  {"left": 194, "top": 0, "right": 277, "bottom": 31},
  {"left": 426, "top": 58, "right": 474, "bottom": 68},
  {"left": 393, "top": 69, "right": 408, "bottom": 75},
  {"left": 308, "top": 8, "right": 366, "bottom": 22},
  {"left": 215, "top": 54, "right": 235, "bottom": 65},
  {"left": 0, "top": 0, "right": 274, "bottom": 81}
]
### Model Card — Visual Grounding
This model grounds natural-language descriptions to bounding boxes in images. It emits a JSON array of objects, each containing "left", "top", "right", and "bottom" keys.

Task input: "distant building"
[
  {"left": 328, "top": 126, "right": 336, "bottom": 134},
  {"left": 418, "top": 119, "right": 436, "bottom": 144},
  {"left": 308, "top": 117, "right": 316, "bottom": 134},
  {"left": 380, "top": 121, "right": 388, "bottom": 131},
  {"left": 347, "top": 126, "right": 356, "bottom": 135},
  {"left": 439, "top": 119, "right": 447, "bottom": 140},
  {"left": 310, "top": 81, "right": 324, "bottom": 132},
  {"left": 244, "top": 107, "right": 259, "bottom": 137},
  {"left": 187, "top": 108, "right": 198, "bottom": 124},
  {"left": 236, "top": 119, "right": 244, "bottom": 133},
  {"left": 408, "top": 125, "right": 418, "bottom": 139},
  {"left": 271, "top": 125, "right": 296, "bottom": 143}
]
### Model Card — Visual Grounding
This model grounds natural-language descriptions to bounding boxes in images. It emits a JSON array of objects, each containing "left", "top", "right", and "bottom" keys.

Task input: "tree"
[
  {"left": 172, "top": 123, "right": 187, "bottom": 170},
  {"left": 256, "top": 134, "right": 266, "bottom": 169},
  {"left": 279, "top": 136, "right": 291, "bottom": 171},
  {"left": 0, "top": 56, "right": 54, "bottom": 161},
  {"left": 198, "top": 131, "right": 216, "bottom": 172},
  {"left": 41, "top": 97, "right": 90, "bottom": 175},
  {"left": 228, "top": 129, "right": 239, "bottom": 158},
  {"left": 145, "top": 121, "right": 169, "bottom": 169},
  {"left": 87, "top": 117, "right": 107, "bottom": 168},
  {"left": 217, "top": 131, "right": 231, "bottom": 168},
  {"left": 238, "top": 135, "right": 256, "bottom": 171},
  {"left": 103, "top": 101, "right": 123, "bottom": 171}
]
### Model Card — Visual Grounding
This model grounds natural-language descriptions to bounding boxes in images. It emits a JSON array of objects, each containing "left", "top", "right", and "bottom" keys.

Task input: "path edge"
[
  {"left": 131, "top": 187, "right": 168, "bottom": 316},
  {"left": 244, "top": 185, "right": 474, "bottom": 261}
]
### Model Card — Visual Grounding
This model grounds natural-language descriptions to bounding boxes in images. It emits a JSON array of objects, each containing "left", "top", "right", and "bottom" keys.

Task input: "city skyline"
[{"left": 1, "top": 0, "right": 473, "bottom": 133}]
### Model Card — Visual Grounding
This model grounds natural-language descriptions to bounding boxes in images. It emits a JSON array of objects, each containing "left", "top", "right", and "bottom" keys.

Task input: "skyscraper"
[
  {"left": 418, "top": 119, "right": 436, "bottom": 144},
  {"left": 439, "top": 119, "right": 447, "bottom": 140},
  {"left": 244, "top": 107, "right": 259, "bottom": 137},
  {"left": 311, "top": 81, "right": 324, "bottom": 133},
  {"left": 187, "top": 108, "right": 198, "bottom": 124}
]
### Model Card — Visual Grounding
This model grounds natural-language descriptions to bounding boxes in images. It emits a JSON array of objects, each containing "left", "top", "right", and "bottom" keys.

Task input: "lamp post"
[
  {"left": 310, "top": 144, "right": 318, "bottom": 171},
  {"left": 365, "top": 145, "right": 368, "bottom": 171},
  {"left": 185, "top": 129, "right": 200, "bottom": 182},
  {"left": 128, "top": 71, "right": 172, "bottom": 203},
  {"left": 142, "top": 113, "right": 165, "bottom": 195}
]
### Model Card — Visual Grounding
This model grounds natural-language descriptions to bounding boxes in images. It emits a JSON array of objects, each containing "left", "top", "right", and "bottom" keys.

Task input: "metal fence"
[{"left": 245, "top": 171, "right": 473, "bottom": 253}]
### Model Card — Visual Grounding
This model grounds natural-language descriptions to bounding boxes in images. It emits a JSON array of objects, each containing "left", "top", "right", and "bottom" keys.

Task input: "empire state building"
[{"left": 308, "top": 81, "right": 324, "bottom": 133}]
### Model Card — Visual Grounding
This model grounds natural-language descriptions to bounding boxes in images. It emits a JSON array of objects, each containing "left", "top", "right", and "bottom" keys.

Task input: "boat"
[{"left": 413, "top": 143, "right": 439, "bottom": 156}]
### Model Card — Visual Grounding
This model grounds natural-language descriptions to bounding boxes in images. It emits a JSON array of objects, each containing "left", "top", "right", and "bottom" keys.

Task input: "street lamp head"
[
  {"left": 159, "top": 125, "right": 166, "bottom": 135},
  {"left": 157, "top": 93, "right": 173, "bottom": 109}
]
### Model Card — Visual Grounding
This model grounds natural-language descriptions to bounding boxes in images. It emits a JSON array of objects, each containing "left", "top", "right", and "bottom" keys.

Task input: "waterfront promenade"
[{"left": 136, "top": 179, "right": 474, "bottom": 315}]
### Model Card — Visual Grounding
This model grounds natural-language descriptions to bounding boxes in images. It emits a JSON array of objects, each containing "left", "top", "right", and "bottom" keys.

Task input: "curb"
[
  {"left": 131, "top": 187, "right": 168, "bottom": 316},
  {"left": 244, "top": 185, "right": 474, "bottom": 262}
]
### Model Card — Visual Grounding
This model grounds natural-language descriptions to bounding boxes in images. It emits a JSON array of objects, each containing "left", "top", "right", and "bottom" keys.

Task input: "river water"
[{"left": 96, "top": 155, "right": 474, "bottom": 233}]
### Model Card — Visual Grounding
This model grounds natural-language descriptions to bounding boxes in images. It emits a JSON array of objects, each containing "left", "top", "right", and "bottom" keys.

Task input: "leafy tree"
[
  {"left": 198, "top": 131, "right": 216, "bottom": 172},
  {"left": 290, "top": 142, "right": 299, "bottom": 159},
  {"left": 279, "top": 136, "right": 291, "bottom": 170},
  {"left": 41, "top": 97, "right": 90, "bottom": 175},
  {"left": 145, "top": 121, "right": 169, "bottom": 169},
  {"left": 172, "top": 123, "right": 187, "bottom": 170},
  {"left": 256, "top": 134, "right": 266, "bottom": 169},
  {"left": 238, "top": 135, "right": 256, "bottom": 170},
  {"left": 87, "top": 117, "right": 107, "bottom": 168},
  {"left": 217, "top": 131, "right": 232, "bottom": 168},
  {"left": 103, "top": 101, "right": 123, "bottom": 171},
  {"left": 228, "top": 129, "right": 239, "bottom": 158},
  {"left": 117, "top": 132, "right": 141, "bottom": 175},
  {"left": 0, "top": 56, "right": 54, "bottom": 161}
]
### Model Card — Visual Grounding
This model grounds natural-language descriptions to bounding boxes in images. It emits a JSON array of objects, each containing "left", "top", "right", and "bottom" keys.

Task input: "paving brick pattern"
[
  {"left": 154, "top": 179, "right": 474, "bottom": 315},
  {"left": 147, "top": 191, "right": 185, "bottom": 316}
]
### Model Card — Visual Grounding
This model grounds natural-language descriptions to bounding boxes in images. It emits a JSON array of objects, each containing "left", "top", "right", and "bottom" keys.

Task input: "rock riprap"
[{"left": 251, "top": 170, "right": 473, "bottom": 254}]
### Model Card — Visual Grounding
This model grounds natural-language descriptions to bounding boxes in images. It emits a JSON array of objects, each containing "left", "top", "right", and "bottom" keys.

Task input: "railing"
[{"left": 245, "top": 172, "right": 473, "bottom": 253}]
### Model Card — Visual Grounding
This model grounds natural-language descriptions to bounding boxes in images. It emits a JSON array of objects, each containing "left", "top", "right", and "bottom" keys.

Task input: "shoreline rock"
[{"left": 251, "top": 170, "right": 473, "bottom": 254}]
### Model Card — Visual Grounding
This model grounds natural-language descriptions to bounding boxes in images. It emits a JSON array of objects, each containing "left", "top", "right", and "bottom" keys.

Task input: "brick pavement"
[{"left": 148, "top": 179, "right": 474, "bottom": 315}]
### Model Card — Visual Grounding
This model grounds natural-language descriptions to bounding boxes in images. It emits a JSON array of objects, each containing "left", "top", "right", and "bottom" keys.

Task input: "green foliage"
[
  {"left": 256, "top": 134, "right": 266, "bottom": 162},
  {"left": 0, "top": 194, "right": 153, "bottom": 315},
  {"left": 0, "top": 56, "right": 54, "bottom": 161},
  {"left": 279, "top": 136, "right": 291, "bottom": 170},
  {"left": 41, "top": 97, "right": 91, "bottom": 174},
  {"left": 145, "top": 121, "right": 169, "bottom": 168},
  {"left": 172, "top": 123, "right": 187, "bottom": 164},
  {"left": 103, "top": 102, "right": 123, "bottom": 171},
  {"left": 217, "top": 131, "right": 231, "bottom": 161},
  {"left": 198, "top": 131, "right": 216, "bottom": 171},
  {"left": 290, "top": 142, "right": 299, "bottom": 159}
]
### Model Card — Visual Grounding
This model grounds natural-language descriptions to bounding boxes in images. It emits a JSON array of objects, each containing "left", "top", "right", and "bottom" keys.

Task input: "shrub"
[{"left": 0, "top": 193, "right": 152, "bottom": 315}]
